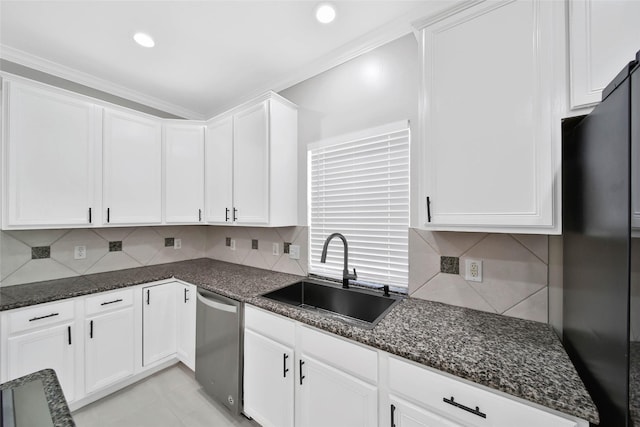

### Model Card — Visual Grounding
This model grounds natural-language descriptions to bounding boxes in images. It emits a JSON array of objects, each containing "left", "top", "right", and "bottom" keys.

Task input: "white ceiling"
[{"left": 0, "top": 1, "right": 443, "bottom": 119}]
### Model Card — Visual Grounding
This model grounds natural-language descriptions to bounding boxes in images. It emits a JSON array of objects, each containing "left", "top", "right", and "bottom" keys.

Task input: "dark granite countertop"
[
  {"left": 0, "top": 258, "right": 598, "bottom": 424},
  {"left": 0, "top": 369, "right": 75, "bottom": 427}
]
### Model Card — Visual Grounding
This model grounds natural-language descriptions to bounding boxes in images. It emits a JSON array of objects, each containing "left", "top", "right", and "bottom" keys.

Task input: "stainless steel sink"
[{"left": 261, "top": 279, "right": 401, "bottom": 328}]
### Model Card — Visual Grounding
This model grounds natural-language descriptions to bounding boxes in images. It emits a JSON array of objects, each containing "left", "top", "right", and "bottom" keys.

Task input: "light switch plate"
[
  {"left": 272, "top": 242, "right": 279, "bottom": 256},
  {"left": 174, "top": 239, "right": 182, "bottom": 249},
  {"left": 230, "top": 239, "right": 236, "bottom": 251},
  {"left": 289, "top": 245, "right": 300, "bottom": 260}
]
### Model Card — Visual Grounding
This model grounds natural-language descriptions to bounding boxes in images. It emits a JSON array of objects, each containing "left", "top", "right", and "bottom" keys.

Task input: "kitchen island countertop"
[{"left": 0, "top": 258, "right": 598, "bottom": 424}]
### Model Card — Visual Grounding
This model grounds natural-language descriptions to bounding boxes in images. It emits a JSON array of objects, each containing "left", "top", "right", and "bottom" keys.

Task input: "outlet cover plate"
[{"left": 465, "top": 259, "right": 482, "bottom": 282}]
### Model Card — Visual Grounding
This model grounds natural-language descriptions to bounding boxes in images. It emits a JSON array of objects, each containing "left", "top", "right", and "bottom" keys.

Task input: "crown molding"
[{"left": 0, "top": 44, "right": 206, "bottom": 120}]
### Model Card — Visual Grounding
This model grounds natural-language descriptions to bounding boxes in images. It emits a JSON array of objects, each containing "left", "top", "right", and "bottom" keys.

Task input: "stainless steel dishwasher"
[{"left": 195, "top": 289, "right": 243, "bottom": 416}]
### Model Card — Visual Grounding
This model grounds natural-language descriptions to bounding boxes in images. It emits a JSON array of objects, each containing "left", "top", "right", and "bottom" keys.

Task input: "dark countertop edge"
[
  {"left": 0, "top": 259, "right": 599, "bottom": 424},
  {"left": 0, "top": 368, "right": 75, "bottom": 427}
]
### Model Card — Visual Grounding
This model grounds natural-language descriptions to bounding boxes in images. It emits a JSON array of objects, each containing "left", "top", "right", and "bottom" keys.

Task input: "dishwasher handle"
[{"left": 197, "top": 291, "right": 238, "bottom": 313}]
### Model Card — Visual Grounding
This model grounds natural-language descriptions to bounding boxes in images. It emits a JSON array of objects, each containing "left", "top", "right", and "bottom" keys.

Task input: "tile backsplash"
[
  {"left": 0, "top": 225, "right": 548, "bottom": 323},
  {"left": 409, "top": 228, "right": 548, "bottom": 323}
]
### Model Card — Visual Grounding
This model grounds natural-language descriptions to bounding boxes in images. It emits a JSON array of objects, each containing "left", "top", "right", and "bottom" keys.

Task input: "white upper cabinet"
[
  {"left": 569, "top": 0, "right": 640, "bottom": 110},
  {"left": 163, "top": 122, "right": 205, "bottom": 224},
  {"left": 2, "top": 80, "right": 98, "bottom": 228},
  {"left": 233, "top": 101, "right": 270, "bottom": 224},
  {"left": 103, "top": 108, "right": 162, "bottom": 225},
  {"left": 417, "top": 0, "right": 563, "bottom": 233},
  {"left": 205, "top": 116, "right": 234, "bottom": 223},
  {"left": 204, "top": 92, "right": 298, "bottom": 227}
]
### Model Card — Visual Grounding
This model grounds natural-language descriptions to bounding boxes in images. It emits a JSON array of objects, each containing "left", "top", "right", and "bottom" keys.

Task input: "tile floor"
[{"left": 72, "top": 364, "right": 260, "bottom": 427}]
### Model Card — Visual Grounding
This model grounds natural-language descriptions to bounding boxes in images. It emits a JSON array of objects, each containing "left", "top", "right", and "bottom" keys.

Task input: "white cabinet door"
[
  {"left": 176, "top": 283, "right": 196, "bottom": 371},
  {"left": 85, "top": 308, "right": 135, "bottom": 394},
  {"left": 164, "top": 123, "right": 204, "bottom": 224},
  {"left": 569, "top": 0, "right": 640, "bottom": 109},
  {"left": 142, "top": 283, "right": 177, "bottom": 366},
  {"left": 204, "top": 116, "right": 234, "bottom": 223},
  {"left": 419, "top": 0, "right": 561, "bottom": 232},
  {"left": 3, "top": 81, "right": 97, "bottom": 227},
  {"left": 389, "top": 395, "right": 463, "bottom": 427},
  {"left": 233, "top": 101, "right": 269, "bottom": 225},
  {"left": 7, "top": 322, "right": 76, "bottom": 401},
  {"left": 296, "top": 354, "right": 377, "bottom": 427},
  {"left": 243, "top": 329, "right": 294, "bottom": 427},
  {"left": 103, "top": 109, "right": 162, "bottom": 225}
]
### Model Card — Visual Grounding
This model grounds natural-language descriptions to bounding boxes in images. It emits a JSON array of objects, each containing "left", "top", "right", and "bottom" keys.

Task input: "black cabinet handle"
[
  {"left": 391, "top": 404, "right": 396, "bottom": 427},
  {"left": 426, "top": 196, "right": 432, "bottom": 223},
  {"left": 89, "top": 207, "right": 92, "bottom": 223},
  {"left": 299, "top": 360, "right": 305, "bottom": 385},
  {"left": 233, "top": 207, "right": 238, "bottom": 222},
  {"left": 184, "top": 288, "right": 189, "bottom": 303},
  {"left": 67, "top": 326, "right": 72, "bottom": 345},
  {"left": 283, "top": 354, "right": 289, "bottom": 378},
  {"left": 443, "top": 396, "right": 486, "bottom": 419},
  {"left": 107, "top": 208, "right": 110, "bottom": 223},
  {"left": 225, "top": 208, "right": 229, "bottom": 222},
  {"left": 198, "top": 209, "right": 202, "bottom": 222},
  {"left": 100, "top": 298, "right": 123, "bottom": 306},
  {"left": 90, "top": 320, "right": 94, "bottom": 339},
  {"left": 146, "top": 289, "right": 150, "bottom": 305},
  {"left": 29, "top": 313, "right": 59, "bottom": 322}
]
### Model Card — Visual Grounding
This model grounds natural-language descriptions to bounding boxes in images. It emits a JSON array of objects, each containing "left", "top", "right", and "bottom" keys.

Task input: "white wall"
[{"left": 280, "top": 34, "right": 420, "bottom": 225}]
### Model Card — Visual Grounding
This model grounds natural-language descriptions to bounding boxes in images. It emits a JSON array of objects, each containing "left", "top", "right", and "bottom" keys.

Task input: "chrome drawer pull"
[
  {"left": 100, "top": 298, "right": 123, "bottom": 306},
  {"left": 443, "top": 396, "right": 486, "bottom": 419},
  {"left": 29, "top": 313, "right": 59, "bottom": 322}
]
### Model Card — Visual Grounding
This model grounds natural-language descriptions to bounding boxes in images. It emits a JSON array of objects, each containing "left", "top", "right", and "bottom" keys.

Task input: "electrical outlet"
[
  {"left": 465, "top": 259, "right": 483, "bottom": 282},
  {"left": 174, "top": 238, "right": 182, "bottom": 249},
  {"left": 289, "top": 244, "right": 300, "bottom": 260},
  {"left": 272, "top": 242, "right": 279, "bottom": 256},
  {"left": 74, "top": 245, "right": 86, "bottom": 260},
  {"left": 230, "top": 239, "right": 236, "bottom": 251}
]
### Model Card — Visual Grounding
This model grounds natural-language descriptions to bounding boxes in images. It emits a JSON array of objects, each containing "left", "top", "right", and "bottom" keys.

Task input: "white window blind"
[{"left": 308, "top": 121, "right": 410, "bottom": 289}]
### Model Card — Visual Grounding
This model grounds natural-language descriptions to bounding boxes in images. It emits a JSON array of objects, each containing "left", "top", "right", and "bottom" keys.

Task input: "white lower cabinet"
[
  {"left": 2, "top": 300, "right": 78, "bottom": 402},
  {"left": 244, "top": 329, "right": 295, "bottom": 427},
  {"left": 243, "top": 305, "right": 378, "bottom": 427},
  {"left": 389, "top": 394, "right": 463, "bottom": 427},
  {"left": 176, "top": 283, "right": 197, "bottom": 370},
  {"left": 142, "top": 282, "right": 178, "bottom": 366},
  {"left": 84, "top": 290, "right": 135, "bottom": 394},
  {"left": 297, "top": 354, "right": 377, "bottom": 427}
]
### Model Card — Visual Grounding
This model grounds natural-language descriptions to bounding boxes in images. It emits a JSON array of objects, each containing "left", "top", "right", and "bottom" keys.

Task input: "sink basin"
[{"left": 261, "top": 279, "right": 401, "bottom": 328}]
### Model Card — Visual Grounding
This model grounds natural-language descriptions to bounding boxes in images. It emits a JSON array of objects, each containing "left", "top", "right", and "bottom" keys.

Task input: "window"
[{"left": 308, "top": 121, "right": 410, "bottom": 290}]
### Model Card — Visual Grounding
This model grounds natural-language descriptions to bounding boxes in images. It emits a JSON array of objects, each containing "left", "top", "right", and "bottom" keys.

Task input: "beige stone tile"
[
  {"left": 413, "top": 229, "right": 486, "bottom": 257},
  {"left": 411, "top": 273, "right": 496, "bottom": 313},
  {"left": 272, "top": 255, "right": 307, "bottom": 276},
  {"left": 512, "top": 234, "right": 549, "bottom": 263},
  {"left": 503, "top": 287, "right": 549, "bottom": 323},
  {"left": 462, "top": 234, "right": 547, "bottom": 313},
  {"left": 408, "top": 229, "right": 440, "bottom": 294},
  {"left": 0, "top": 232, "right": 31, "bottom": 280},
  {"left": 84, "top": 252, "right": 142, "bottom": 274},
  {"left": 5, "top": 229, "right": 69, "bottom": 247},
  {"left": 51, "top": 229, "right": 109, "bottom": 274},
  {"left": 275, "top": 226, "right": 305, "bottom": 245},
  {"left": 245, "top": 227, "right": 281, "bottom": 269},
  {"left": 292, "top": 228, "right": 309, "bottom": 273},
  {"left": 123, "top": 228, "right": 163, "bottom": 265},
  {"left": 1, "top": 259, "right": 78, "bottom": 287}
]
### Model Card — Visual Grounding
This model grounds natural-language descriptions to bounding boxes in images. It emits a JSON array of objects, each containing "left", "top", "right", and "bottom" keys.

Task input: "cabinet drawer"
[
  {"left": 299, "top": 325, "right": 377, "bottom": 384},
  {"left": 245, "top": 305, "right": 295, "bottom": 347},
  {"left": 388, "top": 357, "right": 576, "bottom": 427},
  {"left": 7, "top": 300, "right": 75, "bottom": 335},
  {"left": 85, "top": 289, "right": 133, "bottom": 316}
]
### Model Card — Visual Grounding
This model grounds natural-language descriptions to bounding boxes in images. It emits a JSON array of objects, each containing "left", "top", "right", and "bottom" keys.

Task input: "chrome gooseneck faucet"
[{"left": 320, "top": 233, "right": 357, "bottom": 289}]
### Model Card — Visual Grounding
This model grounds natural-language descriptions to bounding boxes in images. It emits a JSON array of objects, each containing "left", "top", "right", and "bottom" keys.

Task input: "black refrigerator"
[{"left": 563, "top": 51, "right": 640, "bottom": 427}]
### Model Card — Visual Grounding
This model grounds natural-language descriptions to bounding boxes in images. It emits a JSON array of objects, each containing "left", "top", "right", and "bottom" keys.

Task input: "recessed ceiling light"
[
  {"left": 133, "top": 32, "right": 155, "bottom": 48},
  {"left": 315, "top": 3, "right": 336, "bottom": 24}
]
